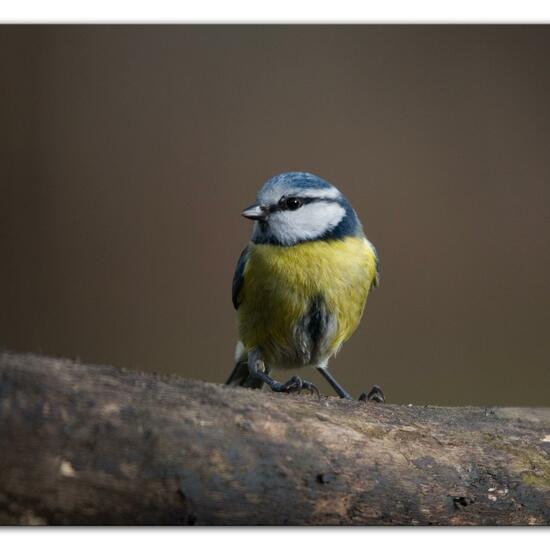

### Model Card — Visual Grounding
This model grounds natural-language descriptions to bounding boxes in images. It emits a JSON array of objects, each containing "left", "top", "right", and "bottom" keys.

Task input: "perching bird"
[{"left": 226, "top": 172, "right": 383, "bottom": 401}]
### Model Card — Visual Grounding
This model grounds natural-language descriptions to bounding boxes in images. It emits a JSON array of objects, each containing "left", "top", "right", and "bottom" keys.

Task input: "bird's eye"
[{"left": 285, "top": 197, "right": 302, "bottom": 210}]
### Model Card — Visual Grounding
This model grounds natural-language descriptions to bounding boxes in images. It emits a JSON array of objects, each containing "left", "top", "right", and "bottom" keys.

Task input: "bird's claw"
[
  {"left": 299, "top": 379, "right": 321, "bottom": 400},
  {"left": 278, "top": 376, "right": 321, "bottom": 399},
  {"left": 359, "top": 384, "right": 385, "bottom": 403}
]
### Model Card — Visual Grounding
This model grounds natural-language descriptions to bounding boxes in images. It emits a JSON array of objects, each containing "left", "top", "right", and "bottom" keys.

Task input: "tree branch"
[{"left": 0, "top": 351, "right": 549, "bottom": 525}]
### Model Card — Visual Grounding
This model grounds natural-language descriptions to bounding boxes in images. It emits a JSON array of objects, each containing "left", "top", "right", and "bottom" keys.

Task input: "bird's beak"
[{"left": 241, "top": 204, "right": 268, "bottom": 222}]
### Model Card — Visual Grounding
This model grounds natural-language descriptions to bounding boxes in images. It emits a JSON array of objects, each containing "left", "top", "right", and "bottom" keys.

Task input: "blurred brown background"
[{"left": 1, "top": 25, "right": 549, "bottom": 406}]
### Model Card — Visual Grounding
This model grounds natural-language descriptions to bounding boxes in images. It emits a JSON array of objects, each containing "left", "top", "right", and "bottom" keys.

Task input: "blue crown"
[{"left": 260, "top": 172, "right": 334, "bottom": 194}]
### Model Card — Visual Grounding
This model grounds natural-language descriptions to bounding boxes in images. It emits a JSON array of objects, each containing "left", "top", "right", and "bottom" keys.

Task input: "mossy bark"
[{"left": 0, "top": 351, "right": 549, "bottom": 525}]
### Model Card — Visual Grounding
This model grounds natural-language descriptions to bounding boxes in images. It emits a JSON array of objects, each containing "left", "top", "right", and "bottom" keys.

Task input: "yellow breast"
[{"left": 237, "top": 236, "right": 378, "bottom": 367}]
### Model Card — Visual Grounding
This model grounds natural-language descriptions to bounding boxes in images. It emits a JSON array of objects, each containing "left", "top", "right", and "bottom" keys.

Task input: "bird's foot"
[
  {"left": 270, "top": 376, "right": 321, "bottom": 399},
  {"left": 359, "top": 385, "right": 385, "bottom": 403},
  {"left": 246, "top": 354, "right": 321, "bottom": 399}
]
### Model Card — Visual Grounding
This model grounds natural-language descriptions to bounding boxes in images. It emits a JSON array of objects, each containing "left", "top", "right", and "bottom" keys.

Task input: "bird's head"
[{"left": 242, "top": 172, "right": 363, "bottom": 246}]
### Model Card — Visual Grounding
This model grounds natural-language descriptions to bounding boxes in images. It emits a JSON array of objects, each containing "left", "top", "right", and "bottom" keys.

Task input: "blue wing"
[{"left": 232, "top": 247, "right": 250, "bottom": 310}]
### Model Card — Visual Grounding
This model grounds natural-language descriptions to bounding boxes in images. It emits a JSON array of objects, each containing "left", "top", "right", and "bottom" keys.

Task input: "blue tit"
[{"left": 225, "top": 172, "right": 383, "bottom": 401}]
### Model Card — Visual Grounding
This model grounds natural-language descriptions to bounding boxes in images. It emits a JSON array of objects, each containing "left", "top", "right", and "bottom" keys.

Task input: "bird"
[{"left": 226, "top": 172, "right": 383, "bottom": 401}]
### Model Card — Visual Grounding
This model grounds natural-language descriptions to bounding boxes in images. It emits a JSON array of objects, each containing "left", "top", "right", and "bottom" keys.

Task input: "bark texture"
[{"left": 0, "top": 351, "right": 549, "bottom": 526}]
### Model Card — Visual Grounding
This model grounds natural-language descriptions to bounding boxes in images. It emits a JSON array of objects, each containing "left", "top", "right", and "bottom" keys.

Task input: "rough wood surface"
[{"left": 0, "top": 351, "right": 549, "bottom": 526}]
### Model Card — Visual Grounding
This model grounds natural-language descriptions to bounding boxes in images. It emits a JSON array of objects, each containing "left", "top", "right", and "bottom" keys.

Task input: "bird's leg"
[
  {"left": 247, "top": 349, "right": 320, "bottom": 398},
  {"left": 359, "top": 385, "right": 385, "bottom": 403},
  {"left": 316, "top": 367, "right": 353, "bottom": 400}
]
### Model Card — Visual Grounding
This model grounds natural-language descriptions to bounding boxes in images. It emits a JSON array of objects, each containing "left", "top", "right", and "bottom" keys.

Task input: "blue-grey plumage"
[{"left": 226, "top": 172, "right": 380, "bottom": 400}]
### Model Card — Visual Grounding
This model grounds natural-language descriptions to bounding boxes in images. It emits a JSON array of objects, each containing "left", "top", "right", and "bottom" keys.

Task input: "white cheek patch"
[{"left": 268, "top": 202, "right": 346, "bottom": 245}]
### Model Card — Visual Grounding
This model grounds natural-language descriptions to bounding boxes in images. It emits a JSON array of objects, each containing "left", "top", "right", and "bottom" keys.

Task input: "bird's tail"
[{"left": 225, "top": 343, "right": 265, "bottom": 389}]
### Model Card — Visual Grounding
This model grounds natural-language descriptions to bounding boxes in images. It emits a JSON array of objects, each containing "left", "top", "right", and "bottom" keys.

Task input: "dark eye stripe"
[
  {"left": 270, "top": 196, "right": 318, "bottom": 213},
  {"left": 286, "top": 197, "right": 302, "bottom": 210}
]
